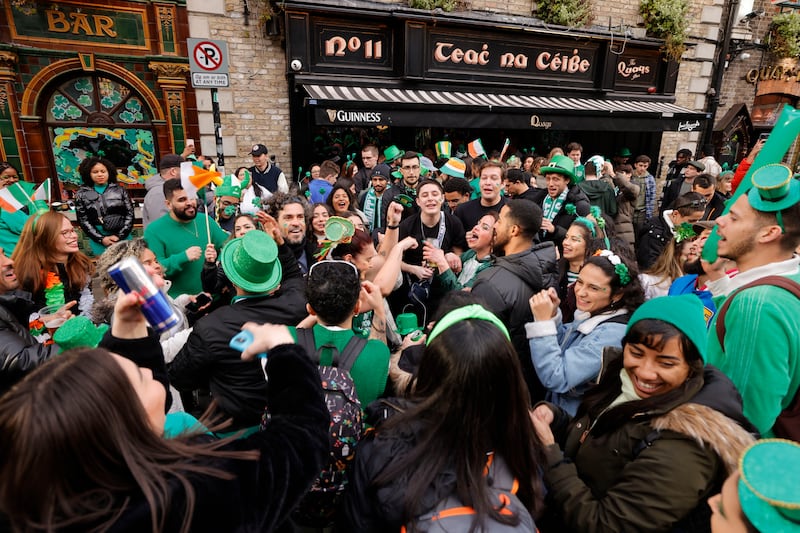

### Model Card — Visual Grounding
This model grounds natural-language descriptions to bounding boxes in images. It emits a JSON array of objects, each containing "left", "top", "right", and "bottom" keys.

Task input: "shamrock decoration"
[
  {"left": 674, "top": 222, "right": 697, "bottom": 243},
  {"left": 565, "top": 203, "right": 577, "bottom": 216}
]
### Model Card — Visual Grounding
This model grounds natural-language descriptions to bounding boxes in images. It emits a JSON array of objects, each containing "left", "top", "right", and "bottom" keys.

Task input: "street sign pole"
[
  {"left": 188, "top": 38, "right": 230, "bottom": 172},
  {"left": 212, "top": 89, "right": 224, "bottom": 171}
]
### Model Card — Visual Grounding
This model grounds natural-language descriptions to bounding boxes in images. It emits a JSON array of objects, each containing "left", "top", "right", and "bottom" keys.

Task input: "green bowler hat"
[
  {"left": 748, "top": 163, "right": 800, "bottom": 212},
  {"left": 221, "top": 230, "right": 282, "bottom": 293},
  {"left": 738, "top": 439, "right": 800, "bottom": 532},
  {"left": 383, "top": 145, "right": 403, "bottom": 162},
  {"left": 53, "top": 316, "right": 109, "bottom": 353},
  {"left": 540, "top": 154, "right": 577, "bottom": 183}
]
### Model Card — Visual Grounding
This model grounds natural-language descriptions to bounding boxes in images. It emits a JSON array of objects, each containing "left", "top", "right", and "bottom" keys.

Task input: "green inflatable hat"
[{"left": 53, "top": 316, "right": 109, "bottom": 353}]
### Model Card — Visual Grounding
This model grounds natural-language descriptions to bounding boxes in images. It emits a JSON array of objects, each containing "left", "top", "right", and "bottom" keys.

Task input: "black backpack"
[{"left": 293, "top": 328, "right": 368, "bottom": 526}]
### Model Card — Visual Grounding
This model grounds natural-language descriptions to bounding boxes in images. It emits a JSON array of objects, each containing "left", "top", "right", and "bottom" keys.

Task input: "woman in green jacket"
[
  {"left": 531, "top": 295, "right": 757, "bottom": 533},
  {"left": 423, "top": 211, "right": 497, "bottom": 291}
]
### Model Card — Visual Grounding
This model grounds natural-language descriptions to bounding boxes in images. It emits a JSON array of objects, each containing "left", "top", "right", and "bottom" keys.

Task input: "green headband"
[{"left": 426, "top": 304, "right": 510, "bottom": 345}]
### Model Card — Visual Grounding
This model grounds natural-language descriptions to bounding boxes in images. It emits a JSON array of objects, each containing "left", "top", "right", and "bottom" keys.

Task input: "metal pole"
[
  {"left": 703, "top": 0, "right": 741, "bottom": 148},
  {"left": 212, "top": 88, "right": 225, "bottom": 173}
]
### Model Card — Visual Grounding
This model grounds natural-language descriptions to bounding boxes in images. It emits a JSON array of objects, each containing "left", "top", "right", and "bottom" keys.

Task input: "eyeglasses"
[
  {"left": 60, "top": 228, "right": 77, "bottom": 238},
  {"left": 308, "top": 259, "right": 359, "bottom": 278},
  {"left": 401, "top": 165, "right": 420, "bottom": 171}
]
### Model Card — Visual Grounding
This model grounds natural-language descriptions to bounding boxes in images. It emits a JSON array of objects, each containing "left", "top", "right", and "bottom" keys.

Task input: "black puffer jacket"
[
  {"left": 74, "top": 183, "right": 134, "bottom": 243},
  {"left": 0, "top": 291, "right": 58, "bottom": 395},
  {"left": 471, "top": 242, "right": 558, "bottom": 401}
]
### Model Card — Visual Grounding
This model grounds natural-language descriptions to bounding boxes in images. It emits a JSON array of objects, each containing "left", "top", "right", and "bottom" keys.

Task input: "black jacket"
[
  {"left": 471, "top": 243, "right": 558, "bottom": 401},
  {"left": 636, "top": 215, "right": 672, "bottom": 271},
  {"left": 540, "top": 186, "right": 591, "bottom": 250},
  {"left": 0, "top": 291, "right": 58, "bottom": 395},
  {"left": 168, "top": 245, "right": 307, "bottom": 429},
  {"left": 703, "top": 192, "right": 727, "bottom": 221},
  {"left": 660, "top": 177, "right": 690, "bottom": 215},
  {"left": 74, "top": 183, "right": 134, "bottom": 243}
]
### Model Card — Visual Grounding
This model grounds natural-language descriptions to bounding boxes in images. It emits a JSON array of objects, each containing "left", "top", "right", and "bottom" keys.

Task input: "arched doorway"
[{"left": 44, "top": 73, "right": 158, "bottom": 197}]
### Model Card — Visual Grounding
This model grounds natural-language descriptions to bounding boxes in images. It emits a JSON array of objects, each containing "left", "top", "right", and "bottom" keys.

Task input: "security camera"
[{"left": 290, "top": 59, "right": 302, "bottom": 72}]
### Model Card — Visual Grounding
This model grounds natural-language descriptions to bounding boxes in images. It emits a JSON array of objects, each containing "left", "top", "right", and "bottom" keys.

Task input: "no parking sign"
[{"left": 188, "top": 38, "right": 230, "bottom": 88}]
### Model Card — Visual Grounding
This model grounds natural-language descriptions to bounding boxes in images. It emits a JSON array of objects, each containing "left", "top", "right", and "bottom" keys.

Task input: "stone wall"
[{"left": 186, "top": 0, "right": 291, "bottom": 175}]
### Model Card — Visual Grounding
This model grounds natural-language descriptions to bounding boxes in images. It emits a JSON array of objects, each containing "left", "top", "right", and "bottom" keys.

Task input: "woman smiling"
[
  {"left": 531, "top": 295, "right": 756, "bottom": 533},
  {"left": 527, "top": 249, "right": 644, "bottom": 415}
]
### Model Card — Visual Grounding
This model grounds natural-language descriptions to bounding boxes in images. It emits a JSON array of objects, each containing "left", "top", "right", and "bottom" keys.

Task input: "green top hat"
[
  {"left": 221, "top": 230, "right": 282, "bottom": 293},
  {"left": 739, "top": 439, "right": 800, "bottom": 532},
  {"left": 748, "top": 164, "right": 800, "bottom": 213},
  {"left": 435, "top": 141, "right": 452, "bottom": 160},
  {"left": 393, "top": 194, "right": 415, "bottom": 208},
  {"left": 395, "top": 312, "right": 422, "bottom": 335},
  {"left": 216, "top": 174, "right": 242, "bottom": 199},
  {"left": 53, "top": 316, "right": 109, "bottom": 353},
  {"left": 618, "top": 147, "right": 632, "bottom": 157},
  {"left": 540, "top": 154, "right": 578, "bottom": 183},
  {"left": 384, "top": 145, "right": 403, "bottom": 162},
  {"left": 440, "top": 157, "right": 466, "bottom": 178}
]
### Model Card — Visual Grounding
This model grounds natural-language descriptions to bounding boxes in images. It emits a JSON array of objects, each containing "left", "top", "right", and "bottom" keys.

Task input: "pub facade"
[{"left": 0, "top": 0, "right": 196, "bottom": 198}]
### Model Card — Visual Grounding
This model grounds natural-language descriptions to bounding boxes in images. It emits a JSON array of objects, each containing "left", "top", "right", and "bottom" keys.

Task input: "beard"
[
  {"left": 492, "top": 234, "right": 508, "bottom": 256},
  {"left": 683, "top": 258, "right": 704, "bottom": 275},
  {"left": 174, "top": 205, "right": 197, "bottom": 221}
]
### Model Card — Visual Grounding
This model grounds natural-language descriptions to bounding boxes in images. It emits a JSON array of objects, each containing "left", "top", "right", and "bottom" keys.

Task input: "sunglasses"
[{"left": 674, "top": 199, "right": 707, "bottom": 210}]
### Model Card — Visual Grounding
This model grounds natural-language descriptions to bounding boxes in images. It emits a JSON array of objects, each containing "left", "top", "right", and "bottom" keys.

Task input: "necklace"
[{"left": 181, "top": 220, "right": 199, "bottom": 238}]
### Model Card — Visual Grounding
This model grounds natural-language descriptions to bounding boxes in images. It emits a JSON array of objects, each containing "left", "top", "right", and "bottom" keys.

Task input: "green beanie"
[{"left": 626, "top": 294, "right": 708, "bottom": 362}]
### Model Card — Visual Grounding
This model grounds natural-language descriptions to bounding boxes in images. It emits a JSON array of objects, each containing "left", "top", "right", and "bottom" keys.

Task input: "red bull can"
[{"left": 108, "top": 256, "right": 179, "bottom": 333}]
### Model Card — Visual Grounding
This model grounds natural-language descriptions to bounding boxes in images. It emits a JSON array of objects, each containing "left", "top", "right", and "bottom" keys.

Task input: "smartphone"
[{"left": 759, "top": 133, "right": 770, "bottom": 142}]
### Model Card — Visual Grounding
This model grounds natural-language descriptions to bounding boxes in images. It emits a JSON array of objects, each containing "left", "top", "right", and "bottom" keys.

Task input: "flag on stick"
[{"left": 468, "top": 139, "right": 486, "bottom": 159}]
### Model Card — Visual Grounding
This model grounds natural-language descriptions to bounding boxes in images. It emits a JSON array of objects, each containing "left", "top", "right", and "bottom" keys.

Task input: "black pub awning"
[{"left": 304, "top": 84, "right": 708, "bottom": 133}]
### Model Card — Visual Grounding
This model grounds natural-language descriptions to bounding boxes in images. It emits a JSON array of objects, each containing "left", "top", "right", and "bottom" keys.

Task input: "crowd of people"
[{"left": 0, "top": 132, "right": 798, "bottom": 533}]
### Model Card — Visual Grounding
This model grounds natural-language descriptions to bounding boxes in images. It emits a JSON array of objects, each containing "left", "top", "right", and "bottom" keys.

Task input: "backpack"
[
  {"left": 293, "top": 327, "right": 367, "bottom": 526},
  {"left": 715, "top": 276, "right": 800, "bottom": 441},
  {"left": 402, "top": 454, "right": 536, "bottom": 533}
]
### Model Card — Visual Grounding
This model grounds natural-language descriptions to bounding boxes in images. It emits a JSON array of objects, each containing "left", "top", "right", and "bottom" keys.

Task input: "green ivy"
[
  {"left": 639, "top": 0, "right": 689, "bottom": 62},
  {"left": 770, "top": 12, "right": 800, "bottom": 58},
  {"left": 536, "top": 0, "right": 592, "bottom": 28},
  {"left": 409, "top": 0, "right": 457, "bottom": 11}
]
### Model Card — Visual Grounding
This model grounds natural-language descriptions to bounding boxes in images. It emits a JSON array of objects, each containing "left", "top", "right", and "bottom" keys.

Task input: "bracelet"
[{"left": 386, "top": 224, "right": 399, "bottom": 230}]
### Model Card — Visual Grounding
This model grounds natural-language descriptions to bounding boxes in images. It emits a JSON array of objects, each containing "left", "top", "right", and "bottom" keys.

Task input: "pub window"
[{"left": 45, "top": 75, "right": 158, "bottom": 191}]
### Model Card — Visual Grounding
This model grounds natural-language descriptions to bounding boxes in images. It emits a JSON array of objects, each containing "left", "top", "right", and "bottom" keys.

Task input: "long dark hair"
[
  {"left": 576, "top": 319, "right": 705, "bottom": 433},
  {"left": 581, "top": 253, "right": 645, "bottom": 314},
  {"left": 374, "top": 319, "right": 546, "bottom": 530},
  {"left": 0, "top": 348, "right": 257, "bottom": 533}
]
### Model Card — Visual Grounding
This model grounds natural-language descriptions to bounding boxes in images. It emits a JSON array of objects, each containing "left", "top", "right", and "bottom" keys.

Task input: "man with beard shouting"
[
  {"left": 263, "top": 192, "right": 316, "bottom": 275},
  {"left": 145, "top": 178, "right": 228, "bottom": 298},
  {"left": 471, "top": 199, "right": 558, "bottom": 402}
]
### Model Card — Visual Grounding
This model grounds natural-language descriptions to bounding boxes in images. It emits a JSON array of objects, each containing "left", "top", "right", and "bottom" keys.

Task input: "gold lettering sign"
[
  {"left": 745, "top": 65, "right": 800, "bottom": 84},
  {"left": 46, "top": 9, "right": 117, "bottom": 37},
  {"left": 432, "top": 42, "right": 591, "bottom": 73}
]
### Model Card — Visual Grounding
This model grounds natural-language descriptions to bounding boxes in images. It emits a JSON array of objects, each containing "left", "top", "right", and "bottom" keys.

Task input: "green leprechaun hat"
[{"left": 748, "top": 163, "right": 800, "bottom": 232}]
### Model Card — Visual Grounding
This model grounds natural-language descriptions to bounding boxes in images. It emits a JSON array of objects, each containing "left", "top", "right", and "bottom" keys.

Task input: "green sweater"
[
  {"left": 0, "top": 209, "right": 30, "bottom": 257},
  {"left": 290, "top": 324, "right": 390, "bottom": 406},
  {"left": 706, "top": 269, "right": 800, "bottom": 436},
  {"left": 144, "top": 213, "right": 228, "bottom": 298}
]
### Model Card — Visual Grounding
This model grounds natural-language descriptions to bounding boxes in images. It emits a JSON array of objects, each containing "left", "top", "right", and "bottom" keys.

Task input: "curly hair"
[{"left": 78, "top": 157, "right": 118, "bottom": 187}]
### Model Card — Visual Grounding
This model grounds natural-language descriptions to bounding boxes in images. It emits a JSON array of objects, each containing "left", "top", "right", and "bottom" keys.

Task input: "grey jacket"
[{"left": 141, "top": 173, "right": 167, "bottom": 228}]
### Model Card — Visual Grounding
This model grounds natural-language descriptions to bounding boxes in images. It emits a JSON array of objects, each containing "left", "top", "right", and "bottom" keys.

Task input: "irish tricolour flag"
[{"left": 0, "top": 182, "right": 36, "bottom": 213}]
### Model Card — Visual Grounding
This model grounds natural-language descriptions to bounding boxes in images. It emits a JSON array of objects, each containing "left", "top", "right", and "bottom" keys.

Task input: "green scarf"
[{"left": 542, "top": 188, "right": 568, "bottom": 221}]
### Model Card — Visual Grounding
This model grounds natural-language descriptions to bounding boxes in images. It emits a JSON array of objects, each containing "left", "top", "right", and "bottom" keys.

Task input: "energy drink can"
[{"left": 108, "top": 256, "right": 179, "bottom": 333}]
